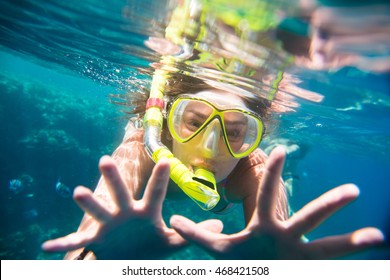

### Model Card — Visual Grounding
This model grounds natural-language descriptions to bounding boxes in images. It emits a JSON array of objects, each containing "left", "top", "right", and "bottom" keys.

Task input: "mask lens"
[
  {"left": 223, "top": 111, "right": 262, "bottom": 157},
  {"left": 169, "top": 99, "right": 214, "bottom": 142}
]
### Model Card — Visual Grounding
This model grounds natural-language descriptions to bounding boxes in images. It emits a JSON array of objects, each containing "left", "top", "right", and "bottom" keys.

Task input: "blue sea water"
[{"left": 0, "top": 0, "right": 389, "bottom": 260}]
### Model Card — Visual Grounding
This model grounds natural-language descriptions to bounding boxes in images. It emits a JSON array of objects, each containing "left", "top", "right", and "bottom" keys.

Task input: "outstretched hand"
[
  {"left": 170, "top": 146, "right": 384, "bottom": 259},
  {"left": 42, "top": 156, "right": 222, "bottom": 259}
]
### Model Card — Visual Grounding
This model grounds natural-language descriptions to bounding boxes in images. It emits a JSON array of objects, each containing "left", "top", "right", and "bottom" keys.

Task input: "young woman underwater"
[{"left": 41, "top": 72, "right": 384, "bottom": 260}]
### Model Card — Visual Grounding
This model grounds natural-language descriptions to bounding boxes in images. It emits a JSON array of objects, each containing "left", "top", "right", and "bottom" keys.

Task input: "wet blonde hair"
[{"left": 112, "top": 71, "right": 273, "bottom": 124}]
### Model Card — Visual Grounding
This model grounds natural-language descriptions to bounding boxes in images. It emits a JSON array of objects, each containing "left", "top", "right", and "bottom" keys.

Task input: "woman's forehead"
[{"left": 192, "top": 89, "right": 247, "bottom": 108}]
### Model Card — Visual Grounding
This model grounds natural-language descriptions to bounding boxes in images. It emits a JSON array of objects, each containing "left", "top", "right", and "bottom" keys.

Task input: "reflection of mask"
[
  {"left": 167, "top": 94, "right": 264, "bottom": 159},
  {"left": 201, "top": 119, "right": 221, "bottom": 158}
]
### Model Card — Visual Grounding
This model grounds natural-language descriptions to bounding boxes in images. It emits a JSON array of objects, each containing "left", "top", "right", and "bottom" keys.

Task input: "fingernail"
[
  {"left": 41, "top": 241, "right": 51, "bottom": 251},
  {"left": 344, "top": 184, "right": 360, "bottom": 197},
  {"left": 352, "top": 228, "right": 384, "bottom": 246}
]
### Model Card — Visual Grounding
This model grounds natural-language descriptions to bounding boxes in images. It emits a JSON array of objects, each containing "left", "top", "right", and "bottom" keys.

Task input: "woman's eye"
[
  {"left": 185, "top": 119, "right": 203, "bottom": 131},
  {"left": 226, "top": 129, "right": 241, "bottom": 140}
]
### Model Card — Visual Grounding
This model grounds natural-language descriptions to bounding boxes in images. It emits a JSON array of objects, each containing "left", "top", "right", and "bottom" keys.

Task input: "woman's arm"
[
  {"left": 170, "top": 146, "right": 384, "bottom": 259},
  {"left": 63, "top": 130, "right": 154, "bottom": 259}
]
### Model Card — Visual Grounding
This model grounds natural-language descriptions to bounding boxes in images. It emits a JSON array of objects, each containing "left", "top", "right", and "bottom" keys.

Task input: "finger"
[
  {"left": 164, "top": 219, "right": 224, "bottom": 248},
  {"left": 41, "top": 231, "right": 94, "bottom": 252},
  {"left": 73, "top": 186, "right": 112, "bottom": 224},
  {"left": 170, "top": 215, "right": 225, "bottom": 251},
  {"left": 287, "top": 184, "right": 360, "bottom": 237},
  {"left": 256, "top": 146, "right": 286, "bottom": 222},
  {"left": 142, "top": 159, "right": 170, "bottom": 215},
  {"left": 303, "top": 227, "right": 384, "bottom": 259},
  {"left": 197, "top": 219, "right": 224, "bottom": 233},
  {"left": 99, "top": 155, "right": 132, "bottom": 211}
]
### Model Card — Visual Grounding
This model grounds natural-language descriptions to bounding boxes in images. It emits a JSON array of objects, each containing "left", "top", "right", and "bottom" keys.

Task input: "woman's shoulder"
[
  {"left": 235, "top": 148, "right": 268, "bottom": 172},
  {"left": 227, "top": 148, "right": 268, "bottom": 181},
  {"left": 224, "top": 148, "right": 268, "bottom": 199}
]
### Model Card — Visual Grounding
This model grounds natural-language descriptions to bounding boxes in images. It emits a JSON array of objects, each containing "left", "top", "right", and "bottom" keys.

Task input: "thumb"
[
  {"left": 170, "top": 215, "right": 223, "bottom": 250},
  {"left": 197, "top": 219, "right": 224, "bottom": 233}
]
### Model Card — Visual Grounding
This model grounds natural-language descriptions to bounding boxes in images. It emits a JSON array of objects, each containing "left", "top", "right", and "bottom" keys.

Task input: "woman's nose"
[{"left": 201, "top": 119, "right": 221, "bottom": 158}]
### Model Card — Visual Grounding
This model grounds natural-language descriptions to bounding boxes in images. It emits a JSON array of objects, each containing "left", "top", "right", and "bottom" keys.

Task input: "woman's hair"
[{"left": 112, "top": 71, "right": 273, "bottom": 125}]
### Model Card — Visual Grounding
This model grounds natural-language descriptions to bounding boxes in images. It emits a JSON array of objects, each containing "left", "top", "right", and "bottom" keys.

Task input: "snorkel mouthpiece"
[
  {"left": 150, "top": 147, "right": 219, "bottom": 210},
  {"left": 172, "top": 160, "right": 219, "bottom": 211},
  {"left": 192, "top": 168, "right": 219, "bottom": 209},
  {"left": 193, "top": 168, "right": 216, "bottom": 189}
]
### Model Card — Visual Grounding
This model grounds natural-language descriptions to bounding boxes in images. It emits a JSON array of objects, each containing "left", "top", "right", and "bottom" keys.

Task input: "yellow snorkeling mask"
[{"left": 167, "top": 94, "right": 264, "bottom": 159}]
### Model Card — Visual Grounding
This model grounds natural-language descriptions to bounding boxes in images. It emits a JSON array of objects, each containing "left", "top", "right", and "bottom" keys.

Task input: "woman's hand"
[
  {"left": 170, "top": 146, "right": 385, "bottom": 259},
  {"left": 42, "top": 156, "right": 222, "bottom": 259}
]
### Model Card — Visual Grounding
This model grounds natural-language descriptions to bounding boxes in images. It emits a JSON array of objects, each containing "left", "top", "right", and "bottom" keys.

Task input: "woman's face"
[{"left": 171, "top": 89, "right": 248, "bottom": 182}]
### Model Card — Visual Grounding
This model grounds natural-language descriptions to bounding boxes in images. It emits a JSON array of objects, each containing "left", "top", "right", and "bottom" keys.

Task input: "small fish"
[
  {"left": 55, "top": 179, "right": 71, "bottom": 198},
  {"left": 9, "top": 179, "right": 24, "bottom": 194}
]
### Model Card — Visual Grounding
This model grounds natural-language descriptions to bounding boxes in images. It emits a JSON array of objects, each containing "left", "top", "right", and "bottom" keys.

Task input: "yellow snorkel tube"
[{"left": 143, "top": 69, "right": 220, "bottom": 211}]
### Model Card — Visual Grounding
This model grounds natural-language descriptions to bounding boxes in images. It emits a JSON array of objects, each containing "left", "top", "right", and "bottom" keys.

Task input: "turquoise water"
[{"left": 0, "top": 0, "right": 389, "bottom": 259}]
